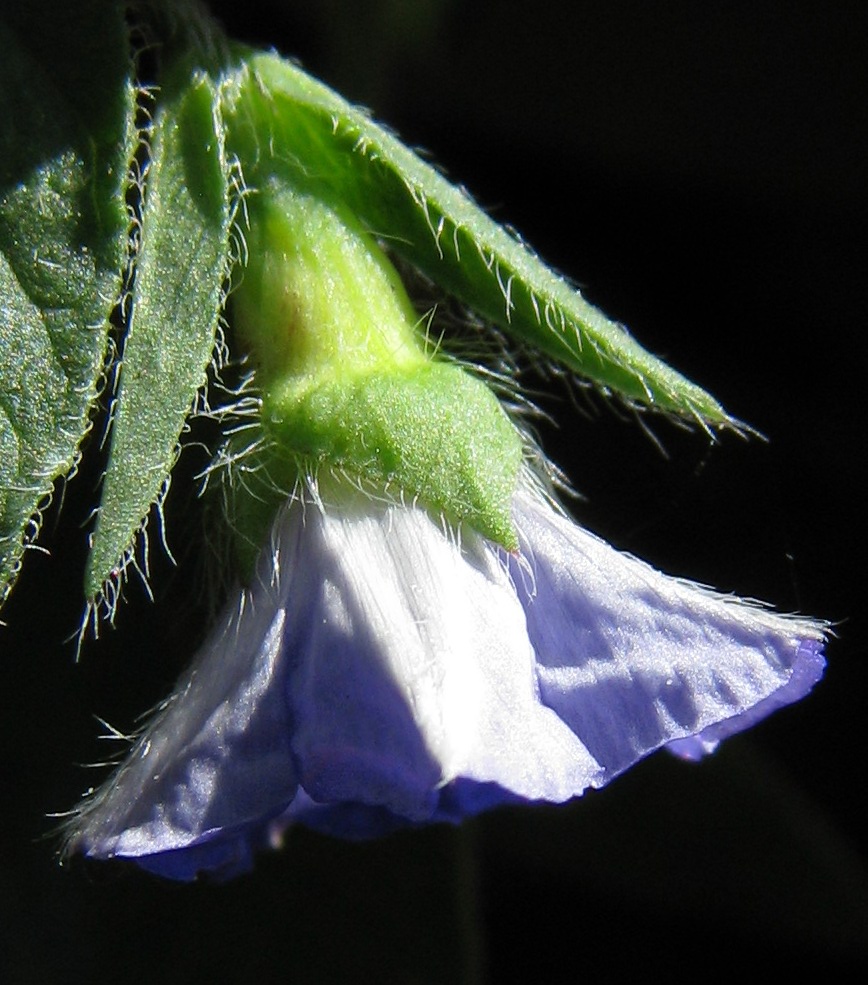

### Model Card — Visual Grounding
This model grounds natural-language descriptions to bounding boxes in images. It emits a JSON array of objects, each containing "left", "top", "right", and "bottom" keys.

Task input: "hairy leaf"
[
  {"left": 0, "top": 0, "right": 133, "bottom": 612},
  {"left": 85, "top": 66, "right": 232, "bottom": 602}
]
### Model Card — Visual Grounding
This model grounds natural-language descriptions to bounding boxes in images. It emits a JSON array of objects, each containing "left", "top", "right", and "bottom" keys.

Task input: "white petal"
[
  {"left": 67, "top": 553, "right": 299, "bottom": 865},
  {"left": 279, "top": 488, "right": 603, "bottom": 816}
]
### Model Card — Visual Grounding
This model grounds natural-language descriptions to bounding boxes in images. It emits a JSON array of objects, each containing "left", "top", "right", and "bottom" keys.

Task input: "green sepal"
[
  {"left": 221, "top": 51, "right": 734, "bottom": 429},
  {"left": 85, "top": 61, "right": 233, "bottom": 602},
  {"left": 269, "top": 363, "right": 521, "bottom": 551}
]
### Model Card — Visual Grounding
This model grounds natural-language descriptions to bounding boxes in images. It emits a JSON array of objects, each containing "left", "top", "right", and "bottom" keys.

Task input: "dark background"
[{"left": 2, "top": 0, "right": 865, "bottom": 980}]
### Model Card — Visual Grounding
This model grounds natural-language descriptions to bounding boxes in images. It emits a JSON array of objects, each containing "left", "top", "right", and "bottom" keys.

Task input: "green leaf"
[
  {"left": 0, "top": 0, "right": 134, "bottom": 612},
  {"left": 223, "top": 51, "right": 735, "bottom": 429},
  {"left": 85, "top": 65, "right": 233, "bottom": 602}
]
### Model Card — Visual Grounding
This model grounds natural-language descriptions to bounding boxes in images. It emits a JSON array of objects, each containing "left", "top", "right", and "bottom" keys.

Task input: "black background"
[{"left": 2, "top": 1, "right": 866, "bottom": 980}]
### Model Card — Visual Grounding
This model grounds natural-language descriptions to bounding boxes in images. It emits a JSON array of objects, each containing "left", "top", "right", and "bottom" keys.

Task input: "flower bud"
[{"left": 231, "top": 179, "right": 521, "bottom": 555}]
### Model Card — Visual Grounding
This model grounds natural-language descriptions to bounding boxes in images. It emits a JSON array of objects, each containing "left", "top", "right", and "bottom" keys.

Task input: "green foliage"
[
  {"left": 0, "top": 1, "right": 733, "bottom": 618},
  {"left": 223, "top": 52, "right": 735, "bottom": 428},
  {"left": 0, "top": 0, "right": 134, "bottom": 610},
  {"left": 85, "top": 65, "right": 233, "bottom": 602}
]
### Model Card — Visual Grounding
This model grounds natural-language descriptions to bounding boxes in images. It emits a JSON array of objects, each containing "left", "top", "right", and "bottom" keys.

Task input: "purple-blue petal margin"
[
  {"left": 69, "top": 489, "right": 826, "bottom": 881},
  {"left": 665, "top": 638, "right": 826, "bottom": 760}
]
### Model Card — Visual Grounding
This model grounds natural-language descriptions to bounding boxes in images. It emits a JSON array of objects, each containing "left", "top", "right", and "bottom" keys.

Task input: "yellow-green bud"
[{"left": 232, "top": 178, "right": 521, "bottom": 554}]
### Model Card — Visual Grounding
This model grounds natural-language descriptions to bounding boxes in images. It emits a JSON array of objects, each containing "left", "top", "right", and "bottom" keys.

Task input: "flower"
[{"left": 66, "top": 475, "right": 825, "bottom": 881}]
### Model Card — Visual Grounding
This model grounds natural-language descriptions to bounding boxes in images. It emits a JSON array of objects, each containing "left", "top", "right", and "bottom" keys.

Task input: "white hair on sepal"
[
  {"left": 382, "top": 240, "right": 596, "bottom": 466},
  {"left": 384, "top": 247, "right": 527, "bottom": 394},
  {"left": 81, "top": 329, "right": 240, "bottom": 650},
  {"left": 94, "top": 98, "right": 248, "bottom": 631},
  {"left": 84, "top": 122, "right": 254, "bottom": 640},
  {"left": 382, "top": 250, "right": 580, "bottom": 499},
  {"left": 76, "top": 463, "right": 173, "bottom": 657},
  {"left": 74, "top": 72, "right": 176, "bottom": 642}
]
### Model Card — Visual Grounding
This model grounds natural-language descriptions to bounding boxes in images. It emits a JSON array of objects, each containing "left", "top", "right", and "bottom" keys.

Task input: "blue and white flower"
[{"left": 66, "top": 473, "right": 825, "bottom": 881}]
